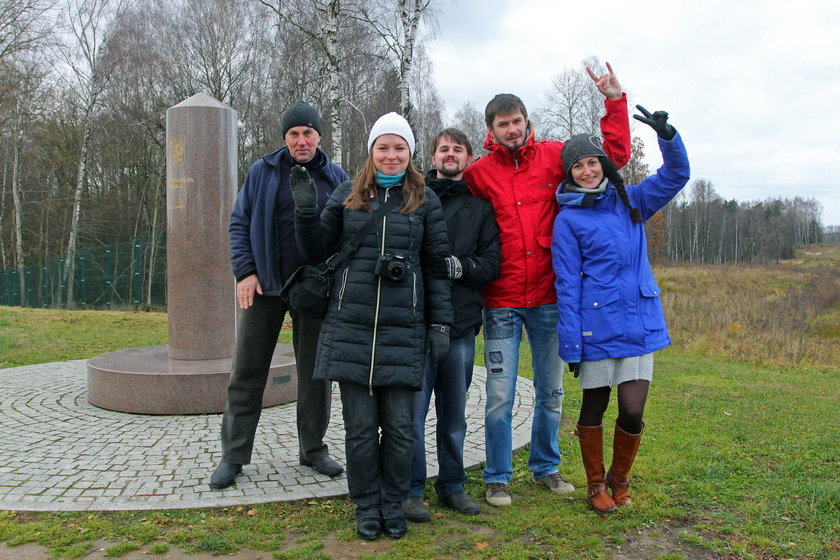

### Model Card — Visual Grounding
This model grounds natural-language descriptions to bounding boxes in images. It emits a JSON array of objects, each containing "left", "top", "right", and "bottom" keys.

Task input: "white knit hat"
[{"left": 367, "top": 112, "right": 415, "bottom": 155}]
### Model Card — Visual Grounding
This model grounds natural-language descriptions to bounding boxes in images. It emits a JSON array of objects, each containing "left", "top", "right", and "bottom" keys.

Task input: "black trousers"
[
  {"left": 220, "top": 294, "right": 331, "bottom": 464},
  {"left": 339, "top": 381, "right": 415, "bottom": 520}
]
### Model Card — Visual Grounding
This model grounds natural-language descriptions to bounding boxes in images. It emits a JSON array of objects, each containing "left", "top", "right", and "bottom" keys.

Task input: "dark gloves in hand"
[
  {"left": 427, "top": 253, "right": 461, "bottom": 279},
  {"left": 568, "top": 362, "right": 581, "bottom": 377},
  {"left": 426, "top": 324, "right": 450, "bottom": 367},
  {"left": 633, "top": 105, "right": 676, "bottom": 141},
  {"left": 290, "top": 165, "right": 317, "bottom": 213}
]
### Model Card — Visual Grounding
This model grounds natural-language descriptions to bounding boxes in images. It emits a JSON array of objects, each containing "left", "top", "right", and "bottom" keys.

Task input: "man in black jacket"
[
  {"left": 210, "top": 101, "right": 348, "bottom": 489},
  {"left": 403, "top": 128, "right": 501, "bottom": 520}
]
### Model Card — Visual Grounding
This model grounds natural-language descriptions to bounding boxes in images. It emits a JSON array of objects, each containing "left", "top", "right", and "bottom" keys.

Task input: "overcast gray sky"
[{"left": 425, "top": 0, "right": 840, "bottom": 227}]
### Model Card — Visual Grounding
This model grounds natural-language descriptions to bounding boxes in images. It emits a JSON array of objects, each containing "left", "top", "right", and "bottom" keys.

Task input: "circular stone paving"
[{"left": 0, "top": 360, "right": 535, "bottom": 511}]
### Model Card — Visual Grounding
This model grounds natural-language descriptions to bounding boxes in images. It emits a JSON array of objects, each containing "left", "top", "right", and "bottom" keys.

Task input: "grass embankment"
[{"left": 1, "top": 252, "right": 838, "bottom": 559}]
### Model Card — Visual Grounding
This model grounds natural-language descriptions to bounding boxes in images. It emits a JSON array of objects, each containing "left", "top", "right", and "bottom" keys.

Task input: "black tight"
[{"left": 577, "top": 380, "right": 649, "bottom": 434}]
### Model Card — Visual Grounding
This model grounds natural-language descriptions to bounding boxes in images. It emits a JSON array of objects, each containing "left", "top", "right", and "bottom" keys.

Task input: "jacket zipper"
[
  {"left": 337, "top": 267, "right": 349, "bottom": 310},
  {"left": 368, "top": 187, "right": 392, "bottom": 395},
  {"left": 411, "top": 271, "right": 417, "bottom": 315}
]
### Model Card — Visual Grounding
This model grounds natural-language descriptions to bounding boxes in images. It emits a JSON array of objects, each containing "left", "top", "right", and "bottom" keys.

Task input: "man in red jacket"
[{"left": 464, "top": 63, "right": 631, "bottom": 507}]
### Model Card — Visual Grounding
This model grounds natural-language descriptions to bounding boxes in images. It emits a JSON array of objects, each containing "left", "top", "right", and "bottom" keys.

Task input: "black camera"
[{"left": 374, "top": 253, "right": 408, "bottom": 281}]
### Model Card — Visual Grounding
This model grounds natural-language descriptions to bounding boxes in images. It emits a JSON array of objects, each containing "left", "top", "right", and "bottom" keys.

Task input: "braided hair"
[{"left": 599, "top": 157, "right": 642, "bottom": 224}]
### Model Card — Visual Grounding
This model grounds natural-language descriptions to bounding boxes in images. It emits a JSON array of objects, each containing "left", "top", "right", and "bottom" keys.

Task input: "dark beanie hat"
[
  {"left": 281, "top": 101, "right": 322, "bottom": 137},
  {"left": 561, "top": 133, "right": 608, "bottom": 176}
]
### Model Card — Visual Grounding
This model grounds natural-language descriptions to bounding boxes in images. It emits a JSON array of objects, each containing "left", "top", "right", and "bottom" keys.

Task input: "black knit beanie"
[
  {"left": 281, "top": 101, "right": 322, "bottom": 137},
  {"left": 561, "top": 134, "right": 608, "bottom": 177}
]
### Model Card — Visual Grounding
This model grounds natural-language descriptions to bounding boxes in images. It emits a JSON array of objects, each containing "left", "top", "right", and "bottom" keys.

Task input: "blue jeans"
[
  {"left": 483, "top": 305, "right": 564, "bottom": 483},
  {"left": 410, "top": 333, "right": 475, "bottom": 498}
]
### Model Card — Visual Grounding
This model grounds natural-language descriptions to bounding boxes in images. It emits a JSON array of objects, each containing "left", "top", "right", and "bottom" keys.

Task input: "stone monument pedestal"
[{"left": 87, "top": 344, "right": 297, "bottom": 414}]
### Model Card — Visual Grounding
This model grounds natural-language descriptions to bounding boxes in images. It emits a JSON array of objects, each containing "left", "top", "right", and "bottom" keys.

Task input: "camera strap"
[{"left": 323, "top": 195, "right": 401, "bottom": 273}]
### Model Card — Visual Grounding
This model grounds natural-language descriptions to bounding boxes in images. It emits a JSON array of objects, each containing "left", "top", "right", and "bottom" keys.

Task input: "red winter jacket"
[{"left": 464, "top": 94, "right": 630, "bottom": 309}]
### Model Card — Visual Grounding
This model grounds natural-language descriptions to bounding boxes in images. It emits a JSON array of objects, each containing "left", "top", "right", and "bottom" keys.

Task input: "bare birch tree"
[
  {"left": 0, "top": 0, "right": 52, "bottom": 62},
  {"left": 56, "top": 0, "right": 130, "bottom": 307},
  {"left": 352, "top": 0, "right": 433, "bottom": 128},
  {"left": 539, "top": 68, "right": 592, "bottom": 140},
  {"left": 451, "top": 100, "right": 487, "bottom": 158},
  {"left": 260, "top": 0, "right": 346, "bottom": 165}
]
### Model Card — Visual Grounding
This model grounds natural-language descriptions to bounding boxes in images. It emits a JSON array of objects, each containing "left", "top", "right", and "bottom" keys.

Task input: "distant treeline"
[{"left": 647, "top": 180, "right": 826, "bottom": 264}]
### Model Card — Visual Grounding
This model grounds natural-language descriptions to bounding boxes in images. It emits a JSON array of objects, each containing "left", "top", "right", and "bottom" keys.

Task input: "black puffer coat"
[
  {"left": 425, "top": 171, "right": 501, "bottom": 338},
  {"left": 295, "top": 181, "right": 453, "bottom": 390}
]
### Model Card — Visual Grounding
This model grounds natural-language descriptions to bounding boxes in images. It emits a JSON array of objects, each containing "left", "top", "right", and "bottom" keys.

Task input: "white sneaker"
[{"left": 485, "top": 482, "right": 512, "bottom": 507}]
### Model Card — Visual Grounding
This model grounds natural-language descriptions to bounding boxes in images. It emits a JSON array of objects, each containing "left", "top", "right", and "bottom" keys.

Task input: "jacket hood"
[
  {"left": 262, "top": 146, "right": 328, "bottom": 170},
  {"left": 424, "top": 169, "right": 470, "bottom": 200},
  {"left": 555, "top": 181, "right": 614, "bottom": 208}
]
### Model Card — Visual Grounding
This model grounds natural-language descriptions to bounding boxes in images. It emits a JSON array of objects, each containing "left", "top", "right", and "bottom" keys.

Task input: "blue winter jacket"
[
  {"left": 551, "top": 133, "right": 689, "bottom": 363},
  {"left": 229, "top": 147, "right": 348, "bottom": 296}
]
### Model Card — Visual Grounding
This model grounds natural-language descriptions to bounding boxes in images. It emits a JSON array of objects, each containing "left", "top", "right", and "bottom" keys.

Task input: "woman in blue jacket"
[{"left": 551, "top": 106, "right": 689, "bottom": 513}]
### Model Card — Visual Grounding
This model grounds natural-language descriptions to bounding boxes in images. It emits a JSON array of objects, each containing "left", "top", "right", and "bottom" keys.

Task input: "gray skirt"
[{"left": 578, "top": 353, "right": 654, "bottom": 389}]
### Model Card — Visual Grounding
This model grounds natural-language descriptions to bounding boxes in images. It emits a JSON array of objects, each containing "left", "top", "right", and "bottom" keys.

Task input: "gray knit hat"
[
  {"left": 281, "top": 101, "right": 322, "bottom": 137},
  {"left": 561, "top": 134, "right": 607, "bottom": 176}
]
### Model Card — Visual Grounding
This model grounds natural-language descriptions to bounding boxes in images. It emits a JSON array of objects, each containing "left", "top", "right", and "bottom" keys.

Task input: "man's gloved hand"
[
  {"left": 442, "top": 255, "right": 463, "bottom": 279},
  {"left": 426, "top": 324, "right": 450, "bottom": 367},
  {"left": 568, "top": 362, "right": 581, "bottom": 378},
  {"left": 426, "top": 253, "right": 461, "bottom": 279},
  {"left": 290, "top": 165, "right": 317, "bottom": 213},
  {"left": 633, "top": 105, "right": 676, "bottom": 141}
]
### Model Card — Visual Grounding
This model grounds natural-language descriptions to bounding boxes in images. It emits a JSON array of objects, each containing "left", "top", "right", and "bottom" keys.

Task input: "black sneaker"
[
  {"left": 383, "top": 516, "right": 407, "bottom": 539},
  {"left": 357, "top": 518, "right": 382, "bottom": 540},
  {"left": 441, "top": 491, "right": 480, "bottom": 515},
  {"left": 209, "top": 462, "right": 242, "bottom": 489},
  {"left": 402, "top": 496, "right": 430, "bottom": 522},
  {"left": 300, "top": 455, "right": 345, "bottom": 477}
]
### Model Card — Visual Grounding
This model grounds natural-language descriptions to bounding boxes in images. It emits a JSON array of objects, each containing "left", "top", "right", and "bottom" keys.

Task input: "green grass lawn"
[{"left": 1, "top": 306, "right": 838, "bottom": 559}]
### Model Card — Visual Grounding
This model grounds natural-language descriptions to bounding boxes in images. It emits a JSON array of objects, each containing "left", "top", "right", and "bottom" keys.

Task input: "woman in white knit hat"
[{"left": 291, "top": 112, "right": 453, "bottom": 540}]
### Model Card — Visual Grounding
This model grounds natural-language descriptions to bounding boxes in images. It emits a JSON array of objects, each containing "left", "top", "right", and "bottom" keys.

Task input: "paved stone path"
[{"left": 0, "top": 360, "right": 535, "bottom": 511}]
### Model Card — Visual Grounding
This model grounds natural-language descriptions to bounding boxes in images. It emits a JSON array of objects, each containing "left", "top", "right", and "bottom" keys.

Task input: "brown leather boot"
[
  {"left": 576, "top": 424, "right": 616, "bottom": 513},
  {"left": 606, "top": 422, "right": 643, "bottom": 506}
]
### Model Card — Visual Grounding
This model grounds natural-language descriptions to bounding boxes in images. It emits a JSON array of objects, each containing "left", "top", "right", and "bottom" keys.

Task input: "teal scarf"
[{"left": 375, "top": 171, "right": 405, "bottom": 188}]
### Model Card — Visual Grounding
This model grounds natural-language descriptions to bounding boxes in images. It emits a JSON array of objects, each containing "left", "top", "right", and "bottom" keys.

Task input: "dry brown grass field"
[{"left": 656, "top": 243, "right": 840, "bottom": 369}]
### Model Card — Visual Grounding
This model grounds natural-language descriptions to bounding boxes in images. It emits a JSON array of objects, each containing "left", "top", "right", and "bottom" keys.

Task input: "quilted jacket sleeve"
[{"left": 295, "top": 181, "right": 350, "bottom": 262}]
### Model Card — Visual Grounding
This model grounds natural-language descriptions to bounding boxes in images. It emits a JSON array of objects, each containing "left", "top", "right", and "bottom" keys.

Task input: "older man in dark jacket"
[
  {"left": 210, "top": 101, "right": 349, "bottom": 489},
  {"left": 403, "top": 128, "right": 501, "bottom": 520}
]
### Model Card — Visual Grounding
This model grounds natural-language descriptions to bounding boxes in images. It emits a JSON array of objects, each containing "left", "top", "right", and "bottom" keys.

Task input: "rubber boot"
[
  {"left": 576, "top": 424, "right": 616, "bottom": 513},
  {"left": 606, "top": 422, "right": 643, "bottom": 506}
]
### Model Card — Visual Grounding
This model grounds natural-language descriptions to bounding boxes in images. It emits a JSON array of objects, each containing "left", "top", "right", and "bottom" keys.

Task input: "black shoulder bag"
[{"left": 281, "top": 196, "right": 400, "bottom": 318}]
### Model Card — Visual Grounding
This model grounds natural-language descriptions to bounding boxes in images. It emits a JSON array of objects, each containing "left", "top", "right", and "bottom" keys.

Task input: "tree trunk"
[
  {"left": 65, "top": 109, "right": 94, "bottom": 308},
  {"left": 397, "top": 0, "right": 421, "bottom": 125},
  {"left": 325, "top": 0, "right": 342, "bottom": 165},
  {"left": 11, "top": 103, "right": 26, "bottom": 306}
]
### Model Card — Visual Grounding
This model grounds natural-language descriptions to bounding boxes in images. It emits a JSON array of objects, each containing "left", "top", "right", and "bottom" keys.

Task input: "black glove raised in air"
[
  {"left": 633, "top": 105, "right": 676, "bottom": 141},
  {"left": 289, "top": 165, "right": 317, "bottom": 214}
]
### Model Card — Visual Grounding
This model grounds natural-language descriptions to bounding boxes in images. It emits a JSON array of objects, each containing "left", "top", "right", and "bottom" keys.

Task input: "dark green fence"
[{"left": 0, "top": 237, "right": 167, "bottom": 310}]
